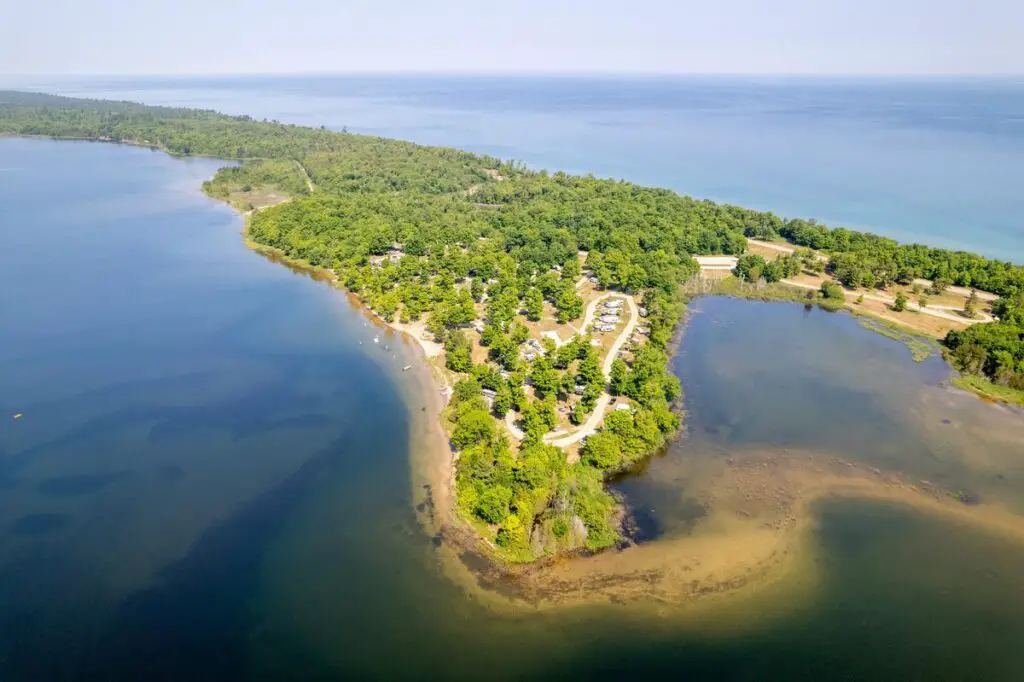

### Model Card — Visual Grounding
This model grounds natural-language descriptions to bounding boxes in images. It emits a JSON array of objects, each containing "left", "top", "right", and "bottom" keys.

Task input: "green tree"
[
  {"left": 569, "top": 400, "right": 588, "bottom": 425},
  {"left": 529, "top": 356, "right": 560, "bottom": 399},
  {"left": 521, "top": 398, "right": 557, "bottom": 445},
  {"left": 609, "top": 357, "right": 629, "bottom": 396},
  {"left": 820, "top": 281, "right": 845, "bottom": 301},
  {"left": 492, "top": 385, "right": 512, "bottom": 417},
  {"left": 734, "top": 254, "right": 767, "bottom": 283},
  {"left": 555, "top": 286, "right": 584, "bottom": 323},
  {"left": 964, "top": 289, "right": 980, "bottom": 319},
  {"left": 577, "top": 350, "right": 603, "bottom": 389},
  {"left": 475, "top": 486, "right": 512, "bottom": 524},
  {"left": 524, "top": 287, "right": 544, "bottom": 321},
  {"left": 451, "top": 409, "right": 494, "bottom": 449},
  {"left": 470, "top": 278, "right": 485, "bottom": 302},
  {"left": 445, "top": 330, "right": 473, "bottom": 372},
  {"left": 452, "top": 378, "right": 481, "bottom": 403},
  {"left": 930, "top": 277, "right": 951, "bottom": 296},
  {"left": 581, "top": 432, "right": 622, "bottom": 469},
  {"left": 495, "top": 513, "right": 526, "bottom": 548}
]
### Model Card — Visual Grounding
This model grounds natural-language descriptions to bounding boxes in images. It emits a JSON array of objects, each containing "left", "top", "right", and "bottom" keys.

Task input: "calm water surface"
[
  {"left": 7, "top": 74, "right": 1024, "bottom": 260},
  {"left": 3, "top": 139, "right": 1024, "bottom": 680},
  {"left": 616, "top": 297, "right": 1024, "bottom": 532}
]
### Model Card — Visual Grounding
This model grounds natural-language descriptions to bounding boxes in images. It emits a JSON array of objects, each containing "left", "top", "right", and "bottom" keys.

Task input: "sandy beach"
[
  {"left": 243, "top": 225, "right": 1024, "bottom": 616},
  {"left": 223, "top": 183, "right": 1024, "bottom": 618}
]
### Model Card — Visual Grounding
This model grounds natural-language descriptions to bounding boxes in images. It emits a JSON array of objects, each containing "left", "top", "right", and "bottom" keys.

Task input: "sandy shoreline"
[
  {"left": 216, "top": 182, "right": 1024, "bottom": 619},
  {"left": 244, "top": 227, "right": 1024, "bottom": 616},
  {"left": 246, "top": 237, "right": 464, "bottom": 546},
  {"left": 426, "top": 446, "right": 1024, "bottom": 615}
]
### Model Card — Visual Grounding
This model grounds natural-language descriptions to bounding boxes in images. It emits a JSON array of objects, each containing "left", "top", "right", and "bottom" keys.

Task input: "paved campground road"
[{"left": 505, "top": 291, "right": 639, "bottom": 448}]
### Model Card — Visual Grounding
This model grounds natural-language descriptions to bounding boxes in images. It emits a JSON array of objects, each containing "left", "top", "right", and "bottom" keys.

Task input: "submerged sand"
[
  {"left": 364, "top": 285, "right": 1024, "bottom": 615},
  {"left": 423, "top": 446, "right": 1024, "bottom": 615},
  {"left": 235, "top": 201, "right": 1024, "bottom": 620}
]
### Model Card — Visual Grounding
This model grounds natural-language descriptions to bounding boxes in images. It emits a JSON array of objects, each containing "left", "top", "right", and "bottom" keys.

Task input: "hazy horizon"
[
  {"left": 2, "top": 72, "right": 1023, "bottom": 81},
  {"left": 2, "top": 0, "right": 1021, "bottom": 77}
]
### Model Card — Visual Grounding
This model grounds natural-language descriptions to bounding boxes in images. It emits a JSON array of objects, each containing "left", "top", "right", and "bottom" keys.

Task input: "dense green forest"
[
  {"left": 0, "top": 90, "right": 725, "bottom": 558},
  {"left": 0, "top": 90, "right": 495, "bottom": 193},
  {"left": 945, "top": 295, "right": 1024, "bottom": 391},
  {"left": 743, "top": 212, "right": 1024, "bottom": 297},
  {"left": 4, "top": 90, "right": 1023, "bottom": 557}
]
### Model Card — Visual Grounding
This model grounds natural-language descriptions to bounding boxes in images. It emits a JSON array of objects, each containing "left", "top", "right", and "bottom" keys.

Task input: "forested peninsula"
[{"left": 4, "top": 90, "right": 1024, "bottom": 561}]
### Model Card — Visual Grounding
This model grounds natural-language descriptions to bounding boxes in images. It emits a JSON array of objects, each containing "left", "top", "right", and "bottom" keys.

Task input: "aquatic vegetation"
[
  {"left": 953, "top": 374, "right": 1024, "bottom": 407},
  {"left": 856, "top": 318, "right": 935, "bottom": 362}
]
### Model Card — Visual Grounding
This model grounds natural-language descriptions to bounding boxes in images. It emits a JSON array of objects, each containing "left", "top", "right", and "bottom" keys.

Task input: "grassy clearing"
[
  {"left": 202, "top": 158, "right": 310, "bottom": 211},
  {"left": 953, "top": 375, "right": 1024, "bottom": 407}
]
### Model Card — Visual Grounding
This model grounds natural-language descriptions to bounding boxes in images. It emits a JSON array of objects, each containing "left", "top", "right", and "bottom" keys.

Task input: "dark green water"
[{"left": 3, "top": 139, "right": 1024, "bottom": 681}]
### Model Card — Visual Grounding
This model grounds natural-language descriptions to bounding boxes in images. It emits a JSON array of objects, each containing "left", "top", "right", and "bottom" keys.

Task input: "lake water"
[
  {"left": 6, "top": 74, "right": 1024, "bottom": 260},
  {"left": 4, "top": 86, "right": 1024, "bottom": 680}
]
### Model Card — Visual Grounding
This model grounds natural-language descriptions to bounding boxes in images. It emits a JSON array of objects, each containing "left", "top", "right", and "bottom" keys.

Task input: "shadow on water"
[
  {"left": 75, "top": 430, "right": 355, "bottom": 682},
  {"left": 609, "top": 441, "right": 707, "bottom": 544}
]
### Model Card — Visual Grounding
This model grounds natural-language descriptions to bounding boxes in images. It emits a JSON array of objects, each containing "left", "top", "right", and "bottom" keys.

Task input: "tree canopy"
[{"left": 6, "top": 90, "right": 1021, "bottom": 559}]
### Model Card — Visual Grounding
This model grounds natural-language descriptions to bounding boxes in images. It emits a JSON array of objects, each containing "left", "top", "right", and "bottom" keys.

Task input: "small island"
[{"left": 4, "top": 90, "right": 1023, "bottom": 566}]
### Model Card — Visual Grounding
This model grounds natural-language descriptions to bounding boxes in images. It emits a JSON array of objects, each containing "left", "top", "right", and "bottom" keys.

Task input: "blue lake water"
[
  {"left": 7, "top": 74, "right": 1024, "bottom": 260},
  {"left": 4, "top": 80, "right": 1024, "bottom": 681},
  {"left": 0, "top": 139, "right": 430, "bottom": 680}
]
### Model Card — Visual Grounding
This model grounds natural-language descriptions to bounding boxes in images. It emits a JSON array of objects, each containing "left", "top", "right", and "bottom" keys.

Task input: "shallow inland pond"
[
  {"left": 3, "top": 140, "right": 1024, "bottom": 681},
  {"left": 614, "top": 296, "right": 1024, "bottom": 536}
]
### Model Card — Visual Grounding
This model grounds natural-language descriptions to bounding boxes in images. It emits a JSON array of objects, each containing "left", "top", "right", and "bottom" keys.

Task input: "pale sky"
[{"left": 2, "top": 0, "right": 1022, "bottom": 76}]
